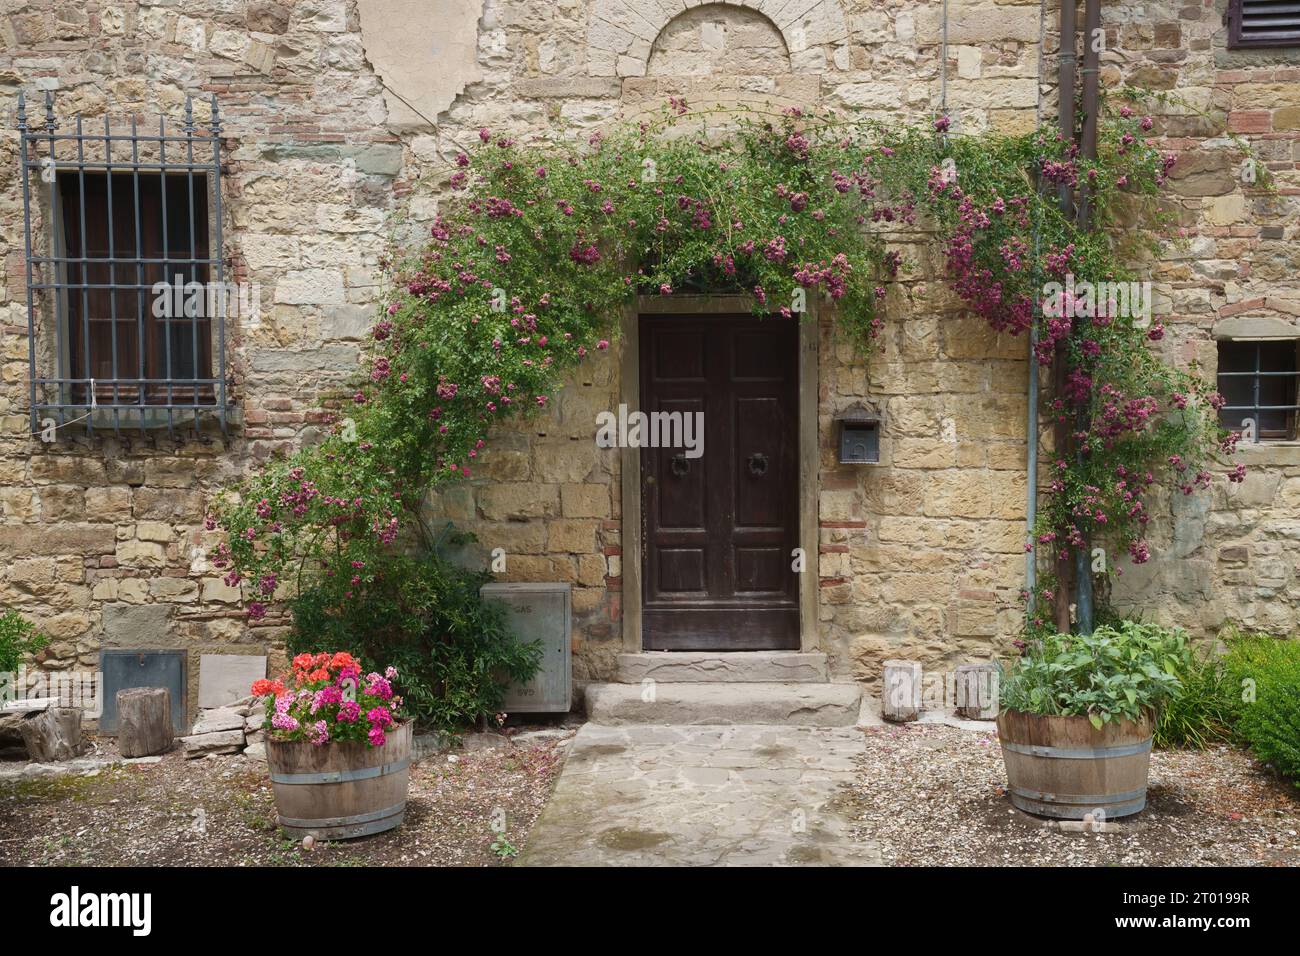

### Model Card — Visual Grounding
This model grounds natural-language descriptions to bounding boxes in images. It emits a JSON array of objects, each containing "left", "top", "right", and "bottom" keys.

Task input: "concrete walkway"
[{"left": 518, "top": 723, "right": 881, "bottom": 866}]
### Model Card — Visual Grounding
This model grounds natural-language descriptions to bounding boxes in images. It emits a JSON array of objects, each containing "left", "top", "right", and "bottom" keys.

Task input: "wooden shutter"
[{"left": 1228, "top": 0, "right": 1300, "bottom": 48}]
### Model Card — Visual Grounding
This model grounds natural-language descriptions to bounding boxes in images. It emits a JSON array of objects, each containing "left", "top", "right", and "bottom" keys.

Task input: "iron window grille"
[
  {"left": 17, "top": 92, "right": 229, "bottom": 437},
  {"left": 1226, "top": 0, "right": 1300, "bottom": 48},
  {"left": 1217, "top": 340, "right": 1300, "bottom": 441}
]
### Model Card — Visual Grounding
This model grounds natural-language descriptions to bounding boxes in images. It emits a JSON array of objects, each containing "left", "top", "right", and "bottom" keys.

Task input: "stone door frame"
[{"left": 619, "top": 294, "right": 820, "bottom": 653}]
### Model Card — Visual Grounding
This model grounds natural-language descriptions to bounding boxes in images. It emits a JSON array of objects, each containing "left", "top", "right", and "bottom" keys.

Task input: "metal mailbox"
[
  {"left": 836, "top": 404, "right": 882, "bottom": 464},
  {"left": 480, "top": 582, "right": 572, "bottom": 713}
]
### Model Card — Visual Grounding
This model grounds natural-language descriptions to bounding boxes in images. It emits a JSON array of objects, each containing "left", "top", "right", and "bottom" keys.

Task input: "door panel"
[{"left": 641, "top": 314, "right": 799, "bottom": 650}]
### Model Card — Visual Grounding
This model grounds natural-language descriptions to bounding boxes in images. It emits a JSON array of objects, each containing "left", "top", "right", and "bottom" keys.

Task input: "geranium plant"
[{"left": 252, "top": 651, "right": 404, "bottom": 747}]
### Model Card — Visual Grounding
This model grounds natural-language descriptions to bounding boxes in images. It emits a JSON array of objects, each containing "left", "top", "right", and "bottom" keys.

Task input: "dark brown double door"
[{"left": 640, "top": 314, "right": 800, "bottom": 650}]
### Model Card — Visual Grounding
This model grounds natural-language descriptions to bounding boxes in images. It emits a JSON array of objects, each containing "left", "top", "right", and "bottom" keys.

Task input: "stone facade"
[{"left": 0, "top": 1, "right": 1296, "bottom": 716}]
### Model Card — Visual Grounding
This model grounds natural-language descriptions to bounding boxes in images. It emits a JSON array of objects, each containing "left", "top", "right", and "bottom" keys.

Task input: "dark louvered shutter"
[{"left": 1229, "top": 0, "right": 1300, "bottom": 47}]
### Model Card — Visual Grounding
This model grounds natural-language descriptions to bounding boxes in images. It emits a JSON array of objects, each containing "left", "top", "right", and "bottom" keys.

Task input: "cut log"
[
  {"left": 18, "top": 707, "right": 85, "bottom": 762},
  {"left": 117, "top": 687, "right": 174, "bottom": 758},
  {"left": 955, "top": 663, "right": 999, "bottom": 720},
  {"left": 882, "top": 660, "right": 921, "bottom": 723},
  {"left": 0, "top": 712, "right": 27, "bottom": 749}
]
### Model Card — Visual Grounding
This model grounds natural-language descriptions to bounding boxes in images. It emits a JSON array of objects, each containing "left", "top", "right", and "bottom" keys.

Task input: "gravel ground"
[
  {"left": 0, "top": 731, "right": 570, "bottom": 867},
  {"left": 837, "top": 724, "right": 1300, "bottom": 866}
]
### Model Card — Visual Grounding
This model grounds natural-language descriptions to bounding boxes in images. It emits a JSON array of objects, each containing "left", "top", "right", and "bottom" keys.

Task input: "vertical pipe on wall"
[
  {"left": 1072, "top": 0, "right": 1102, "bottom": 635},
  {"left": 1053, "top": 0, "right": 1078, "bottom": 634},
  {"left": 1025, "top": 0, "right": 1049, "bottom": 608}
]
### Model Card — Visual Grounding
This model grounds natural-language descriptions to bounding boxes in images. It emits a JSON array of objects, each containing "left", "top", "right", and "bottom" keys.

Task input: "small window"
[
  {"left": 1217, "top": 340, "right": 1300, "bottom": 441},
  {"left": 1227, "top": 0, "right": 1300, "bottom": 49},
  {"left": 58, "top": 172, "right": 212, "bottom": 407},
  {"left": 18, "top": 93, "right": 229, "bottom": 435}
]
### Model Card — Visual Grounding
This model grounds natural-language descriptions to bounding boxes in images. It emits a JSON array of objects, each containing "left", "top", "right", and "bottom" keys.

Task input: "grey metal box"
[
  {"left": 100, "top": 650, "right": 187, "bottom": 734},
  {"left": 480, "top": 582, "right": 571, "bottom": 714}
]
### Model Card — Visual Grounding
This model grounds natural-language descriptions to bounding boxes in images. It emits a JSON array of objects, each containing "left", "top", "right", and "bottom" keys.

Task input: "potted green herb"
[{"left": 996, "top": 621, "right": 1190, "bottom": 819}]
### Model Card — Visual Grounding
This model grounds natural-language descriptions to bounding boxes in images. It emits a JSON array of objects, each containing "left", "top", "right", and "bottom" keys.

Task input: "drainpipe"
[
  {"left": 1052, "top": 0, "right": 1078, "bottom": 634},
  {"left": 1071, "top": 0, "right": 1102, "bottom": 635}
]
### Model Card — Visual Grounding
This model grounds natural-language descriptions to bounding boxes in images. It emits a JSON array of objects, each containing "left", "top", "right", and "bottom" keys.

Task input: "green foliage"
[
  {"left": 286, "top": 552, "right": 541, "bottom": 734},
  {"left": 1153, "top": 642, "right": 1236, "bottom": 749},
  {"left": 490, "top": 832, "right": 520, "bottom": 860},
  {"left": 0, "top": 609, "right": 49, "bottom": 675},
  {"left": 999, "top": 620, "right": 1192, "bottom": 727},
  {"left": 1221, "top": 630, "right": 1300, "bottom": 786}
]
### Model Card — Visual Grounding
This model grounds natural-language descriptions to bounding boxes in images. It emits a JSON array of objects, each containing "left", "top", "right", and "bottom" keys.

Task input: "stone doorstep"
[
  {"left": 584, "top": 681, "right": 862, "bottom": 727},
  {"left": 615, "top": 651, "right": 830, "bottom": 684}
]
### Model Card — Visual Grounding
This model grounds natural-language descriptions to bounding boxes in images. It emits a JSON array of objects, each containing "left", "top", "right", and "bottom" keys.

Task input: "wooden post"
[
  {"left": 117, "top": 687, "right": 174, "bottom": 757},
  {"left": 882, "top": 660, "right": 921, "bottom": 723},
  {"left": 955, "top": 663, "right": 999, "bottom": 720},
  {"left": 18, "top": 707, "right": 84, "bottom": 762}
]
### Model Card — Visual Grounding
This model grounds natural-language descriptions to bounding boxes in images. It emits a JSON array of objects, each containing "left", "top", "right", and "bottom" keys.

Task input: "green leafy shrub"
[
  {"left": 286, "top": 553, "right": 541, "bottom": 735},
  {"left": 0, "top": 609, "right": 49, "bottom": 675},
  {"left": 999, "top": 621, "right": 1191, "bottom": 728},
  {"left": 1221, "top": 631, "right": 1300, "bottom": 786},
  {"left": 1154, "top": 642, "right": 1236, "bottom": 749}
]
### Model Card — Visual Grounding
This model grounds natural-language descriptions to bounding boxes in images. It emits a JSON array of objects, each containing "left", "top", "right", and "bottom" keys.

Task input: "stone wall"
[{"left": 0, "top": 1, "right": 1296, "bottom": 716}]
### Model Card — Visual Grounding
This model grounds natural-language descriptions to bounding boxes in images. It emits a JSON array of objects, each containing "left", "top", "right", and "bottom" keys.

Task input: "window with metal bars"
[
  {"left": 17, "top": 92, "right": 229, "bottom": 436},
  {"left": 1227, "top": 0, "right": 1300, "bottom": 48},
  {"left": 1217, "top": 340, "right": 1300, "bottom": 441}
]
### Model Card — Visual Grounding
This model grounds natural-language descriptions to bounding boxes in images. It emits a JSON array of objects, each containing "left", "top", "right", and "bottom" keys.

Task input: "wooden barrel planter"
[
  {"left": 996, "top": 709, "right": 1154, "bottom": 820},
  {"left": 266, "top": 721, "right": 412, "bottom": 840}
]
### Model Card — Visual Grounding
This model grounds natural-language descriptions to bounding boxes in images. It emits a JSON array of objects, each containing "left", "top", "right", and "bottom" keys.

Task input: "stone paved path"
[{"left": 518, "top": 723, "right": 882, "bottom": 866}]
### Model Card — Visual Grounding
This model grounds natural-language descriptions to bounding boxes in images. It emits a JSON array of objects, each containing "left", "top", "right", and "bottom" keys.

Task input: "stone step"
[
  {"left": 584, "top": 681, "right": 862, "bottom": 727},
  {"left": 616, "top": 651, "right": 830, "bottom": 684}
]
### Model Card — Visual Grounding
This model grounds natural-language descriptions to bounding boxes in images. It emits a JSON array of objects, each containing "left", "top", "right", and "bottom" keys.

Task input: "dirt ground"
[
  {"left": 0, "top": 732, "right": 569, "bottom": 867},
  {"left": 838, "top": 723, "right": 1300, "bottom": 866}
]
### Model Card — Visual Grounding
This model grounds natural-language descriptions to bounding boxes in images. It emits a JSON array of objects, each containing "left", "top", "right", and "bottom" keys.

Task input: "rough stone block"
[{"left": 180, "top": 729, "right": 244, "bottom": 757}]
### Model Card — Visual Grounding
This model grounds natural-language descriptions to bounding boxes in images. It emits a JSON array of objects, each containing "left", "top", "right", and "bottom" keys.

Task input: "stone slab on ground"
[
  {"left": 584, "top": 681, "right": 862, "bottom": 726},
  {"left": 179, "top": 729, "right": 244, "bottom": 757},
  {"left": 191, "top": 708, "right": 245, "bottom": 735},
  {"left": 615, "top": 651, "right": 830, "bottom": 683},
  {"left": 518, "top": 723, "right": 882, "bottom": 867},
  {"left": 915, "top": 709, "right": 997, "bottom": 732},
  {"left": 0, "top": 757, "right": 121, "bottom": 782}
]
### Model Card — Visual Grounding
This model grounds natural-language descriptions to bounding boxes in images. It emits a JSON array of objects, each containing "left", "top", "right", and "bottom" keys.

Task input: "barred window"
[
  {"left": 1227, "top": 0, "right": 1300, "bottom": 48},
  {"left": 17, "top": 93, "right": 229, "bottom": 436},
  {"left": 1217, "top": 340, "right": 1300, "bottom": 441}
]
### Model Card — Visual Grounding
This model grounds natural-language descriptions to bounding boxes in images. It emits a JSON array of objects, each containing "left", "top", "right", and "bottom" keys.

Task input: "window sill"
[
  {"left": 34, "top": 404, "right": 240, "bottom": 436},
  {"left": 1233, "top": 441, "right": 1300, "bottom": 467}
]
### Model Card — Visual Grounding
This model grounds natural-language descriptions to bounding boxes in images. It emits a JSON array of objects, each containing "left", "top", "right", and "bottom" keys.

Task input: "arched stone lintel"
[{"left": 587, "top": 0, "right": 850, "bottom": 77}]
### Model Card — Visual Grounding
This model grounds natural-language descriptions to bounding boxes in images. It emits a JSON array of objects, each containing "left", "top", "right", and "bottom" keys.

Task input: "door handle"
[{"left": 747, "top": 452, "right": 768, "bottom": 477}]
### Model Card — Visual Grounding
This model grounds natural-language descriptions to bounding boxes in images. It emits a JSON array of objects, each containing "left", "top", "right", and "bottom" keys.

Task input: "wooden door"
[{"left": 640, "top": 314, "right": 800, "bottom": 650}]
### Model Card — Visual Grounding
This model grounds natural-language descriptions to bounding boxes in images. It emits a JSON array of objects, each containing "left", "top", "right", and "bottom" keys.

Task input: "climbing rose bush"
[
  {"left": 252, "top": 651, "right": 404, "bottom": 748},
  {"left": 211, "top": 99, "right": 1238, "bottom": 633}
]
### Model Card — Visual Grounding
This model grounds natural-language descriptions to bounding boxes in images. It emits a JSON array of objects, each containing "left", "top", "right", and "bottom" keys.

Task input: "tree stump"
[
  {"left": 955, "top": 662, "right": 999, "bottom": 720},
  {"left": 18, "top": 707, "right": 85, "bottom": 762},
  {"left": 882, "top": 660, "right": 922, "bottom": 723},
  {"left": 117, "top": 687, "right": 174, "bottom": 757}
]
